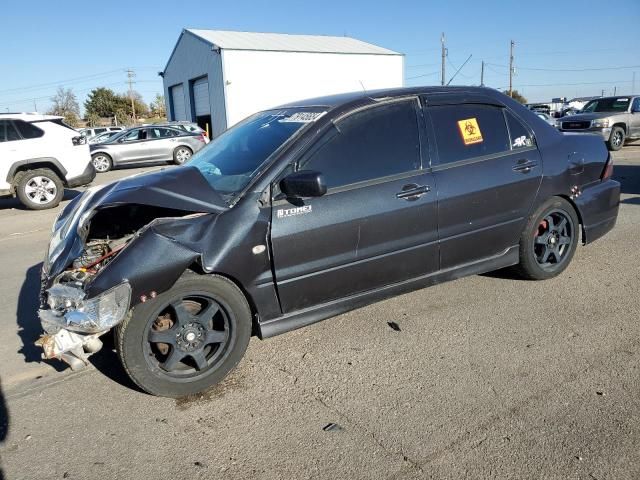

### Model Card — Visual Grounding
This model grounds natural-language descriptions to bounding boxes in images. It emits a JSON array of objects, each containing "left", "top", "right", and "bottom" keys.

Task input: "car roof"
[
  {"left": 0, "top": 113, "right": 63, "bottom": 121},
  {"left": 276, "top": 86, "right": 504, "bottom": 110}
]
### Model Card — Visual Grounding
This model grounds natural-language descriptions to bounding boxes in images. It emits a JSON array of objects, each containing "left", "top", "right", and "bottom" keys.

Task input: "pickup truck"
[{"left": 556, "top": 95, "right": 640, "bottom": 151}]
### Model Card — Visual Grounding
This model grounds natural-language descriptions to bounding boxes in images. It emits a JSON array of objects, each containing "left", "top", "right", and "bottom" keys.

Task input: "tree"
[
  {"left": 150, "top": 94, "right": 166, "bottom": 118},
  {"left": 84, "top": 87, "right": 120, "bottom": 118},
  {"left": 48, "top": 87, "right": 81, "bottom": 126},
  {"left": 507, "top": 90, "right": 527, "bottom": 104}
]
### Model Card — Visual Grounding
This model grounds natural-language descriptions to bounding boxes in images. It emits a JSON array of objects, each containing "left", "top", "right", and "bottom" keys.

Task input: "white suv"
[{"left": 0, "top": 114, "right": 96, "bottom": 210}]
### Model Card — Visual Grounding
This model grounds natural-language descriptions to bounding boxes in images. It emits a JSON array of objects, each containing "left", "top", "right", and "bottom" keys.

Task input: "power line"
[
  {"left": 486, "top": 62, "right": 640, "bottom": 73},
  {"left": 406, "top": 71, "right": 441, "bottom": 80},
  {"left": 501, "top": 79, "right": 634, "bottom": 89},
  {"left": 0, "top": 70, "right": 123, "bottom": 96}
]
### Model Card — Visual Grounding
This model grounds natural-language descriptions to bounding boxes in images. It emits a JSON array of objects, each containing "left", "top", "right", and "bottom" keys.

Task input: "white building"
[{"left": 161, "top": 29, "right": 404, "bottom": 137}]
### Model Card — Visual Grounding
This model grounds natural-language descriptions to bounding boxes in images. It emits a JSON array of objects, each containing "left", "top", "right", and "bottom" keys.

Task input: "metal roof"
[{"left": 185, "top": 29, "right": 401, "bottom": 55}]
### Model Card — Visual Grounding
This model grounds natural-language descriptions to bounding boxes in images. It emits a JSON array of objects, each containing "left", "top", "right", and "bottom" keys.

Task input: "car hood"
[
  {"left": 558, "top": 112, "right": 617, "bottom": 122},
  {"left": 45, "top": 166, "right": 227, "bottom": 278}
]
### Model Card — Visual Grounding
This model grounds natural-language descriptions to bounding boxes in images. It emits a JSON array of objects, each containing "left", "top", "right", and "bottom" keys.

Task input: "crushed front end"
[{"left": 36, "top": 167, "right": 226, "bottom": 370}]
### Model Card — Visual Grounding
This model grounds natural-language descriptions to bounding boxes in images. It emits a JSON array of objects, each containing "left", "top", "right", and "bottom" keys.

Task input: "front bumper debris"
[{"left": 36, "top": 329, "right": 105, "bottom": 371}]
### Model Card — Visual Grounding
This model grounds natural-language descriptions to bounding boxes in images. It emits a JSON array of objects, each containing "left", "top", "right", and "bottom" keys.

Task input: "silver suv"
[
  {"left": 556, "top": 96, "right": 640, "bottom": 151},
  {"left": 89, "top": 126, "right": 208, "bottom": 172}
]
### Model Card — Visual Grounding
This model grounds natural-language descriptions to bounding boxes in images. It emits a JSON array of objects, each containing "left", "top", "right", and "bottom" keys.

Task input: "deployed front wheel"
[
  {"left": 513, "top": 197, "right": 580, "bottom": 280},
  {"left": 115, "top": 273, "right": 252, "bottom": 397}
]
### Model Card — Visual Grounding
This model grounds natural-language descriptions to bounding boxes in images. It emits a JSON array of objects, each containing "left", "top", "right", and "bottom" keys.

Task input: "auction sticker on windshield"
[
  {"left": 279, "top": 111, "right": 326, "bottom": 123},
  {"left": 458, "top": 117, "right": 483, "bottom": 145}
]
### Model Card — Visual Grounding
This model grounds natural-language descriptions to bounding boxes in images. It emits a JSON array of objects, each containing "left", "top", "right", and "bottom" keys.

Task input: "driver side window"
[{"left": 299, "top": 100, "right": 421, "bottom": 190}]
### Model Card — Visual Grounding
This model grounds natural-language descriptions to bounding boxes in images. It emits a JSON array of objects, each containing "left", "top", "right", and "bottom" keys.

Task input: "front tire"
[
  {"left": 513, "top": 197, "right": 580, "bottom": 280},
  {"left": 173, "top": 146, "right": 192, "bottom": 165},
  {"left": 607, "top": 126, "right": 625, "bottom": 151},
  {"left": 115, "top": 273, "right": 252, "bottom": 397},
  {"left": 92, "top": 153, "right": 113, "bottom": 173},
  {"left": 15, "top": 168, "right": 64, "bottom": 210}
]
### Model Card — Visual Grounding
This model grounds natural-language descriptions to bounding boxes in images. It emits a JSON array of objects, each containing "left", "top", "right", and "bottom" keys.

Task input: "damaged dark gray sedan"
[{"left": 38, "top": 86, "right": 620, "bottom": 397}]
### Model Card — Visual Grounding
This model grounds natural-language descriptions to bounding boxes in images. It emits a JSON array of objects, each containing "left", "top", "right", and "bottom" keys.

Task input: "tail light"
[
  {"left": 72, "top": 135, "right": 87, "bottom": 146},
  {"left": 196, "top": 134, "right": 206, "bottom": 143},
  {"left": 601, "top": 154, "right": 613, "bottom": 180}
]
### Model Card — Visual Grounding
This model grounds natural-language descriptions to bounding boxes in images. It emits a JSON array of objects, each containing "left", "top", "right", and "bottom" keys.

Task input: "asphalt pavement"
[{"left": 0, "top": 148, "right": 639, "bottom": 480}]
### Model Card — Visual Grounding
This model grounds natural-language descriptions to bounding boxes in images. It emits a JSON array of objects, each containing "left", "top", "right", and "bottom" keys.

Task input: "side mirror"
[{"left": 280, "top": 170, "right": 327, "bottom": 198}]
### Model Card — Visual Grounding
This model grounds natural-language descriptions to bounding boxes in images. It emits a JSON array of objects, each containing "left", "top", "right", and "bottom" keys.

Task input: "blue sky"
[{"left": 1, "top": 0, "right": 639, "bottom": 113}]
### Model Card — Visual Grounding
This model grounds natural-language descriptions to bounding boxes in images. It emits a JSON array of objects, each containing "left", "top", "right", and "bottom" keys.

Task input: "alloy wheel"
[
  {"left": 92, "top": 155, "right": 111, "bottom": 172},
  {"left": 144, "top": 294, "right": 232, "bottom": 379},
  {"left": 533, "top": 209, "right": 574, "bottom": 269},
  {"left": 175, "top": 148, "right": 191, "bottom": 164},
  {"left": 24, "top": 176, "right": 57, "bottom": 205}
]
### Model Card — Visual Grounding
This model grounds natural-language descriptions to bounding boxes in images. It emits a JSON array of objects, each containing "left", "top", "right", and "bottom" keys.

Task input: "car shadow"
[
  {"left": 0, "top": 189, "right": 83, "bottom": 211},
  {"left": 613, "top": 164, "right": 640, "bottom": 195},
  {"left": 18, "top": 263, "right": 142, "bottom": 392},
  {"left": 0, "top": 377, "right": 7, "bottom": 480}
]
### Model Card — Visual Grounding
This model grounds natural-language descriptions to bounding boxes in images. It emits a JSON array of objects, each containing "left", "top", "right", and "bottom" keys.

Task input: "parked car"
[
  {"left": 0, "top": 113, "right": 95, "bottom": 209},
  {"left": 88, "top": 130, "right": 122, "bottom": 144},
  {"left": 38, "top": 86, "right": 620, "bottom": 397},
  {"left": 79, "top": 126, "right": 124, "bottom": 139},
  {"left": 89, "top": 126, "right": 208, "bottom": 172},
  {"left": 556, "top": 95, "right": 640, "bottom": 151},
  {"left": 536, "top": 112, "right": 556, "bottom": 127},
  {"left": 151, "top": 121, "right": 210, "bottom": 140}
]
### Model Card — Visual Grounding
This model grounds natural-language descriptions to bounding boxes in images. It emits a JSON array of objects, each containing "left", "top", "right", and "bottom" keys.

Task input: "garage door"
[
  {"left": 192, "top": 77, "right": 210, "bottom": 117},
  {"left": 170, "top": 84, "right": 186, "bottom": 121}
]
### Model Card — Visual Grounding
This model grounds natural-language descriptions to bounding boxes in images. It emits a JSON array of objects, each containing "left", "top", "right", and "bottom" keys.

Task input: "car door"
[
  {"left": 425, "top": 99, "right": 542, "bottom": 269},
  {"left": 144, "top": 127, "right": 175, "bottom": 161},
  {"left": 117, "top": 129, "right": 150, "bottom": 164},
  {"left": 0, "top": 120, "right": 22, "bottom": 191},
  {"left": 270, "top": 98, "right": 439, "bottom": 313}
]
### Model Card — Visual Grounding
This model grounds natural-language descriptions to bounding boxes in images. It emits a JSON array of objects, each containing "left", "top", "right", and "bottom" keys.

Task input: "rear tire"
[
  {"left": 173, "top": 146, "right": 192, "bottom": 165},
  {"left": 15, "top": 168, "right": 64, "bottom": 210},
  {"left": 115, "top": 273, "right": 252, "bottom": 397},
  {"left": 92, "top": 153, "right": 113, "bottom": 173},
  {"left": 513, "top": 197, "right": 579, "bottom": 280},
  {"left": 607, "top": 126, "right": 625, "bottom": 151}
]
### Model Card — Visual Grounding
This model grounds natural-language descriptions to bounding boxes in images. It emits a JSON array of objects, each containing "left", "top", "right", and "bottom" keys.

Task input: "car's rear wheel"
[
  {"left": 115, "top": 273, "right": 252, "bottom": 397},
  {"left": 513, "top": 197, "right": 579, "bottom": 280},
  {"left": 173, "top": 146, "right": 192, "bottom": 165},
  {"left": 92, "top": 153, "right": 113, "bottom": 173},
  {"left": 607, "top": 126, "right": 625, "bottom": 151},
  {"left": 15, "top": 169, "right": 64, "bottom": 210}
]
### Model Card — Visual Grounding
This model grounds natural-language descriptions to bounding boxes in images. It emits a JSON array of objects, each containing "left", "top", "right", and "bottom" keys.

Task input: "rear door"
[
  {"left": 630, "top": 97, "right": 640, "bottom": 138},
  {"left": 145, "top": 127, "right": 178, "bottom": 161},
  {"left": 0, "top": 120, "right": 22, "bottom": 191},
  {"left": 270, "top": 98, "right": 439, "bottom": 313},
  {"left": 425, "top": 100, "right": 542, "bottom": 268}
]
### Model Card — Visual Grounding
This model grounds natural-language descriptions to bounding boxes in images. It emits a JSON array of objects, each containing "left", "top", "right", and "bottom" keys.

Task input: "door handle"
[
  {"left": 512, "top": 160, "right": 538, "bottom": 173},
  {"left": 396, "top": 184, "right": 430, "bottom": 200}
]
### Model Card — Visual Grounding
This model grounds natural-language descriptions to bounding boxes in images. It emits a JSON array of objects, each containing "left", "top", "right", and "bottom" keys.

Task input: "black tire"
[
  {"left": 15, "top": 168, "right": 64, "bottom": 210},
  {"left": 607, "top": 126, "right": 625, "bottom": 151},
  {"left": 513, "top": 197, "right": 580, "bottom": 280},
  {"left": 173, "top": 146, "right": 192, "bottom": 165},
  {"left": 91, "top": 153, "right": 113, "bottom": 173},
  {"left": 115, "top": 272, "right": 252, "bottom": 397}
]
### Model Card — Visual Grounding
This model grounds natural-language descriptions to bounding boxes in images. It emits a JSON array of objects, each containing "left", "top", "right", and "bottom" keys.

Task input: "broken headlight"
[{"left": 40, "top": 282, "right": 132, "bottom": 333}]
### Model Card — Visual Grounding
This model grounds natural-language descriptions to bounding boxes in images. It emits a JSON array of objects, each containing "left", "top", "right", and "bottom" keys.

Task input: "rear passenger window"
[
  {"left": 0, "top": 120, "right": 21, "bottom": 142},
  {"left": 505, "top": 111, "right": 535, "bottom": 149},
  {"left": 429, "top": 105, "right": 510, "bottom": 164},
  {"left": 301, "top": 101, "right": 421, "bottom": 189},
  {"left": 14, "top": 120, "right": 44, "bottom": 139}
]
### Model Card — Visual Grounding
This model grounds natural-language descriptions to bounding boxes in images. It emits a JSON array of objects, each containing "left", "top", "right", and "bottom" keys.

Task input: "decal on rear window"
[
  {"left": 279, "top": 111, "right": 326, "bottom": 123},
  {"left": 457, "top": 118, "right": 483, "bottom": 145}
]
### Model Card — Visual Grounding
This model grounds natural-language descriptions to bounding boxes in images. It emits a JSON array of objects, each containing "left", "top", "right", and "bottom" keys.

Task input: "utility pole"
[
  {"left": 126, "top": 69, "right": 136, "bottom": 123},
  {"left": 440, "top": 33, "right": 446, "bottom": 86},
  {"left": 33, "top": 99, "right": 37, "bottom": 112},
  {"left": 633, "top": 72, "right": 636, "bottom": 93},
  {"left": 613, "top": 86, "right": 617, "bottom": 96},
  {"left": 509, "top": 40, "right": 515, "bottom": 97},
  {"left": 480, "top": 61, "right": 485, "bottom": 87},
  {"left": 601, "top": 89, "right": 605, "bottom": 97}
]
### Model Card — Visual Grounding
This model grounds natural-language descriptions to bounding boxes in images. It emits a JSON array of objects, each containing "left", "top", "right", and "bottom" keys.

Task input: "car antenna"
[{"left": 359, "top": 80, "right": 369, "bottom": 96}]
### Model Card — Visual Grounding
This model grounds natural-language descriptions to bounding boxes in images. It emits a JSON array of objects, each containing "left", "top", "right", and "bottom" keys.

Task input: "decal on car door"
[{"left": 457, "top": 118, "right": 483, "bottom": 145}]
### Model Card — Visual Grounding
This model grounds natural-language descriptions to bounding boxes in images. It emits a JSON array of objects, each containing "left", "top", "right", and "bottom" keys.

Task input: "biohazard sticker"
[{"left": 457, "top": 118, "right": 483, "bottom": 145}]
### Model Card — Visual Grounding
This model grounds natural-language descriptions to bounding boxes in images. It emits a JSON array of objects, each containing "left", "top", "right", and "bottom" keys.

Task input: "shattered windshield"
[
  {"left": 188, "top": 107, "right": 326, "bottom": 199},
  {"left": 582, "top": 97, "right": 630, "bottom": 113}
]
